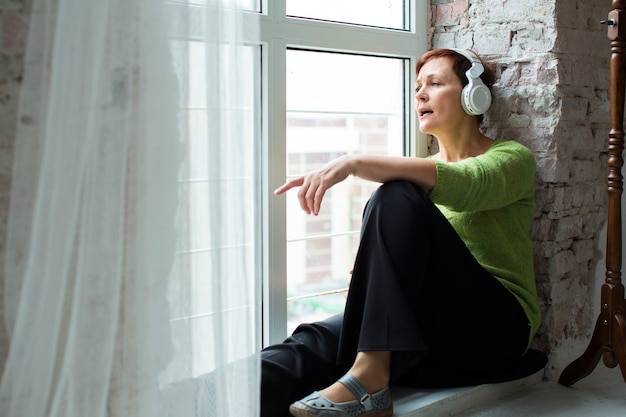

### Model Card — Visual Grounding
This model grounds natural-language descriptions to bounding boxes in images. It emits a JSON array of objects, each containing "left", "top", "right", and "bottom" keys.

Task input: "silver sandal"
[{"left": 289, "top": 373, "right": 393, "bottom": 417}]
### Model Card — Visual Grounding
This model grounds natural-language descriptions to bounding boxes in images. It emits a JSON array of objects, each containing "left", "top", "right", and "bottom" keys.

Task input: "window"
[
  {"left": 163, "top": 0, "right": 426, "bottom": 380},
  {"left": 261, "top": 1, "right": 428, "bottom": 345},
  {"left": 286, "top": 0, "right": 408, "bottom": 29},
  {"left": 285, "top": 50, "right": 405, "bottom": 334}
]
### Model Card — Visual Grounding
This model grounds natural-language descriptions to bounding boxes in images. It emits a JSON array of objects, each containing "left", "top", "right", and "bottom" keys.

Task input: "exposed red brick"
[{"left": 433, "top": 1, "right": 469, "bottom": 27}]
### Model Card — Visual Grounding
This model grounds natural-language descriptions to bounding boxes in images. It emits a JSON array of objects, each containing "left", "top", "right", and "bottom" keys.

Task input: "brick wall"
[
  {"left": 0, "top": 0, "right": 616, "bottom": 382},
  {"left": 431, "top": 0, "right": 611, "bottom": 378}
]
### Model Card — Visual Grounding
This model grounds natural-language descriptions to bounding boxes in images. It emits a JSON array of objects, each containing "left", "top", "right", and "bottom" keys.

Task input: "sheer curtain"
[{"left": 0, "top": 0, "right": 260, "bottom": 416}]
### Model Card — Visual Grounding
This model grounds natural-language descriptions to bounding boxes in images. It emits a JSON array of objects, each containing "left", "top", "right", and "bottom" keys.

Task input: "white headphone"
[{"left": 450, "top": 48, "right": 492, "bottom": 116}]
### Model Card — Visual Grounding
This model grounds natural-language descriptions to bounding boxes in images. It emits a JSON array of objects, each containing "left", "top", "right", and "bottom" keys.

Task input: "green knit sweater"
[{"left": 428, "top": 139, "right": 540, "bottom": 348}]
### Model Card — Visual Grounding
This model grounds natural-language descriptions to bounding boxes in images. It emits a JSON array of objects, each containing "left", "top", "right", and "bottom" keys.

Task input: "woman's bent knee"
[{"left": 368, "top": 180, "right": 430, "bottom": 211}]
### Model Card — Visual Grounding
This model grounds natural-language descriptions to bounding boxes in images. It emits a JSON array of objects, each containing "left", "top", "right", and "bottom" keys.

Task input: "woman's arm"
[{"left": 274, "top": 154, "right": 436, "bottom": 215}]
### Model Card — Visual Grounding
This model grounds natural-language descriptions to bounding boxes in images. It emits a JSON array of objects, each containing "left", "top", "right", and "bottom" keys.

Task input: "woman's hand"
[
  {"left": 274, "top": 154, "right": 436, "bottom": 215},
  {"left": 274, "top": 155, "right": 353, "bottom": 216}
]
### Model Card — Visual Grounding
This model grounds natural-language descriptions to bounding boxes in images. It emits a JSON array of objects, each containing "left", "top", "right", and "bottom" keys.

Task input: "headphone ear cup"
[
  {"left": 461, "top": 78, "right": 492, "bottom": 116},
  {"left": 450, "top": 48, "right": 492, "bottom": 115}
]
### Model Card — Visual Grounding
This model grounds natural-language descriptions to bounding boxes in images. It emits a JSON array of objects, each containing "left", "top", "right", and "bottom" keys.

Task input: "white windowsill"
[{"left": 391, "top": 370, "right": 545, "bottom": 417}]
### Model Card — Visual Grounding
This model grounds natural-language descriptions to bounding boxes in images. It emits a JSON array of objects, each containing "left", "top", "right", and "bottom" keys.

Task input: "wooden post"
[{"left": 558, "top": 0, "right": 626, "bottom": 386}]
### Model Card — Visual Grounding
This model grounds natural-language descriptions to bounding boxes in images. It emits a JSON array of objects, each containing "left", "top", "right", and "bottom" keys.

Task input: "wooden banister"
[{"left": 558, "top": 0, "right": 626, "bottom": 386}]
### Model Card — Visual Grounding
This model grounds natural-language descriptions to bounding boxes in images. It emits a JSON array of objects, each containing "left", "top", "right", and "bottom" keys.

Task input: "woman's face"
[{"left": 414, "top": 57, "right": 466, "bottom": 136}]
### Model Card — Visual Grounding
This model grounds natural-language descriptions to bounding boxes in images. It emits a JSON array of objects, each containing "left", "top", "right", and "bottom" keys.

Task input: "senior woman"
[{"left": 262, "top": 48, "right": 541, "bottom": 417}]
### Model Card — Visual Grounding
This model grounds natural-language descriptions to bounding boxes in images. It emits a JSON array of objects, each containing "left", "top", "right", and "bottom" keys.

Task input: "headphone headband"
[{"left": 450, "top": 48, "right": 485, "bottom": 78}]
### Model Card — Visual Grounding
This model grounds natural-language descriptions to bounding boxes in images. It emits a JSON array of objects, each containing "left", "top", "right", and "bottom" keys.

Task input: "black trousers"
[{"left": 261, "top": 181, "right": 529, "bottom": 417}]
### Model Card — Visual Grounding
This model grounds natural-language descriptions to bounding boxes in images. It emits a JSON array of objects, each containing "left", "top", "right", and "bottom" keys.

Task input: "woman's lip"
[{"left": 419, "top": 110, "right": 433, "bottom": 118}]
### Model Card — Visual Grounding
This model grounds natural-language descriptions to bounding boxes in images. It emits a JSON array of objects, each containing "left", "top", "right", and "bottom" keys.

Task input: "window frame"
[{"left": 258, "top": 0, "right": 428, "bottom": 346}]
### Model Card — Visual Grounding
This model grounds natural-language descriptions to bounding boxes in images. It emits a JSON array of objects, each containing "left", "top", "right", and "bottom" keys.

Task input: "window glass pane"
[
  {"left": 286, "top": 0, "right": 407, "bottom": 30},
  {"left": 286, "top": 50, "right": 404, "bottom": 334},
  {"left": 168, "top": 40, "right": 261, "bottom": 376},
  {"left": 240, "top": 0, "right": 260, "bottom": 12}
]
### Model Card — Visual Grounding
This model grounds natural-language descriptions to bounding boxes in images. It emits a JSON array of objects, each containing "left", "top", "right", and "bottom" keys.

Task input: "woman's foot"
[
  {"left": 289, "top": 373, "right": 392, "bottom": 417},
  {"left": 289, "top": 351, "right": 393, "bottom": 417},
  {"left": 320, "top": 351, "right": 390, "bottom": 403}
]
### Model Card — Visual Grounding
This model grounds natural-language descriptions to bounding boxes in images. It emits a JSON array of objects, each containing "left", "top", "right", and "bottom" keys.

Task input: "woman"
[{"left": 262, "top": 48, "right": 541, "bottom": 417}]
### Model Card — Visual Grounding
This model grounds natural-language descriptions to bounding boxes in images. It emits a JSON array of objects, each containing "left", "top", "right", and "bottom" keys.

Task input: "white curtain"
[{"left": 0, "top": 0, "right": 260, "bottom": 416}]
